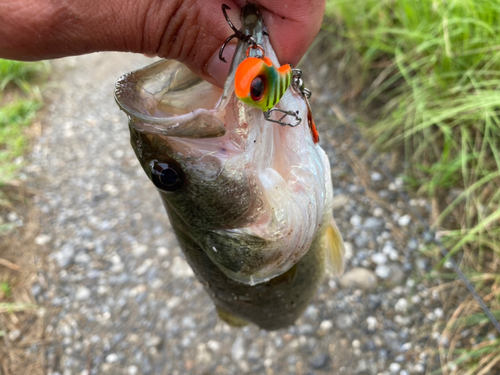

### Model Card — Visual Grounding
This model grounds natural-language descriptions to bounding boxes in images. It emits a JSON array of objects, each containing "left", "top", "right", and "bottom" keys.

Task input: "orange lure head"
[{"left": 234, "top": 56, "right": 292, "bottom": 112}]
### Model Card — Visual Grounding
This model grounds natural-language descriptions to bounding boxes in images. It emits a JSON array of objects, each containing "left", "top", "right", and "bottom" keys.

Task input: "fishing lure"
[
  {"left": 219, "top": 4, "right": 320, "bottom": 143},
  {"left": 234, "top": 52, "right": 292, "bottom": 112}
]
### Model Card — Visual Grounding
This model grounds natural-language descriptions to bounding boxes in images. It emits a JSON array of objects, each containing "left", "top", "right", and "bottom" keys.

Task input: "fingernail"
[{"left": 206, "top": 43, "right": 236, "bottom": 87}]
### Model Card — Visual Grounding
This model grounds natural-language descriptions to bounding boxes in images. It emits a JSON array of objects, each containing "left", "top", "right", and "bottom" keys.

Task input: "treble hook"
[
  {"left": 219, "top": 4, "right": 258, "bottom": 62},
  {"left": 264, "top": 108, "right": 302, "bottom": 127}
]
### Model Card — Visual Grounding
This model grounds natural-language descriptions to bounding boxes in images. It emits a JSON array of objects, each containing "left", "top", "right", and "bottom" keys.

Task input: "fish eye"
[
  {"left": 149, "top": 160, "right": 184, "bottom": 192},
  {"left": 250, "top": 75, "right": 265, "bottom": 101}
]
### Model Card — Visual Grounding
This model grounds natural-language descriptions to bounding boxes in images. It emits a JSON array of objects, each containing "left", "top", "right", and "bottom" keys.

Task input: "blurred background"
[{"left": 1, "top": 1, "right": 499, "bottom": 374}]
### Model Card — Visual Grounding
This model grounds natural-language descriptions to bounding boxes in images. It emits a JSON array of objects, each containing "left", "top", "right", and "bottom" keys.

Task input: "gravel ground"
[{"left": 19, "top": 52, "right": 446, "bottom": 375}]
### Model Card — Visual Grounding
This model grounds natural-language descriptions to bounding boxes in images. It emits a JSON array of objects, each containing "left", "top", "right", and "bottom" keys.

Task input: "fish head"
[{"left": 115, "top": 6, "right": 344, "bottom": 286}]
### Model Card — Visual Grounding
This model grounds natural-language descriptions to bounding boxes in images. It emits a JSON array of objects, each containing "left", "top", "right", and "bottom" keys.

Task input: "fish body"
[
  {"left": 115, "top": 4, "right": 344, "bottom": 330},
  {"left": 235, "top": 56, "right": 292, "bottom": 111}
]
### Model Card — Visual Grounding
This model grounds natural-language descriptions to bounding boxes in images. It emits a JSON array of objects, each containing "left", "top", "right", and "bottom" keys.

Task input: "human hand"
[{"left": 0, "top": 0, "right": 325, "bottom": 87}]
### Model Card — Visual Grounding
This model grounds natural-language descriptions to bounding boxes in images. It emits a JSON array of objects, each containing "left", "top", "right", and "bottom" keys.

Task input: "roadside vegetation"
[
  {"left": 0, "top": 59, "right": 48, "bottom": 187},
  {"left": 0, "top": 58, "right": 49, "bottom": 375},
  {"left": 324, "top": 0, "right": 500, "bottom": 373}
]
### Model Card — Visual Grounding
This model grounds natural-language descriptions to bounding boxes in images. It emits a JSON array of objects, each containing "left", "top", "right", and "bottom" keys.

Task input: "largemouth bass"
[{"left": 115, "top": 4, "right": 344, "bottom": 330}]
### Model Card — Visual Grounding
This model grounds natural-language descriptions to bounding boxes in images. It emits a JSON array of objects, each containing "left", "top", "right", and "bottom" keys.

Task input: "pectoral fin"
[
  {"left": 324, "top": 219, "right": 345, "bottom": 276},
  {"left": 216, "top": 306, "right": 249, "bottom": 327}
]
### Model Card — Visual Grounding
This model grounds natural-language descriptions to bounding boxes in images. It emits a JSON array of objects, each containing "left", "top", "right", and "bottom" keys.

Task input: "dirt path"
[{"left": 26, "top": 52, "right": 441, "bottom": 375}]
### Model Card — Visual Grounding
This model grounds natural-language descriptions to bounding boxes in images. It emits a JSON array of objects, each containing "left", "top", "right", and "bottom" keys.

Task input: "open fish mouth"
[
  {"left": 115, "top": 5, "right": 344, "bottom": 287},
  {"left": 114, "top": 59, "right": 225, "bottom": 138}
]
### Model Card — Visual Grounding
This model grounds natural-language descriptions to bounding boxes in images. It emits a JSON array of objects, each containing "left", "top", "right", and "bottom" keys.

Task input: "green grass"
[
  {"left": 0, "top": 303, "right": 37, "bottom": 314},
  {"left": 0, "top": 282, "right": 12, "bottom": 298},
  {"left": 0, "top": 59, "right": 48, "bottom": 185},
  {"left": 324, "top": 0, "right": 500, "bottom": 373},
  {"left": 0, "top": 99, "right": 42, "bottom": 184},
  {"left": 0, "top": 59, "right": 47, "bottom": 92}
]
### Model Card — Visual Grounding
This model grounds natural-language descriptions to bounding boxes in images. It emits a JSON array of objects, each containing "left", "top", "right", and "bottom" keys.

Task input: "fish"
[{"left": 114, "top": 4, "right": 344, "bottom": 330}]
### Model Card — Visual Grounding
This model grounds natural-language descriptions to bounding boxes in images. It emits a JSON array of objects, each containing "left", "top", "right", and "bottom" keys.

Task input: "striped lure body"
[{"left": 234, "top": 56, "right": 292, "bottom": 111}]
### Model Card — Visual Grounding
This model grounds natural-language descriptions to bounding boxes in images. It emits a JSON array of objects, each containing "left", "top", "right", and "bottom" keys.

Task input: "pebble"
[
  {"left": 389, "top": 362, "right": 401, "bottom": 373},
  {"left": 331, "top": 194, "right": 349, "bottom": 210},
  {"left": 309, "top": 353, "right": 329, "bottom": 369},
  {"left": 196, "top": 343, "right": 212, "bottom": 364},
  {"left": 395, "top": 298, "right": 408, "bottom": 313},
  {"left": 382, "top": 241, "right": 395, "bottom": 254},
  {"left": 54, "top": 243, "right": 75, "bottom": 268},
  {"left": 355, "top": 359, "right": 372, "bottom": 374},
  {"left": 7, "top": 212, "right": 19, "bottom": 222},
  {"left": 75, "top": 286, "right": 91, "bottom": 301},
  {"left": 487, "top": 333, "right": 497, "bottom": 341},
  {"left": 339, "top": 268, "right": 378, "bottom": 291},
  {"left": 318, "top": 320, "right": 333, "bottom": 334},
  {"left": 297, "top": 324, "right": 314, "bottom": 336},
  {"left": 131, "top": 243, "right": 148, "bottom": 257},
  {"left": 423, "top": 231, "right": 435, "bottom": 243},
  {"left": 371, "top": 253, "right": 388, "bottom": 265},
  {"left": 350, "top": 214, "right": 362, "bottom": 227},
  {"left": 304, "top": 305, "right": 319, "bottom": 320},
  {"left": 434, "top": 307, "right": 444, "bottom": 319},
  {"left": 413, "top": 363, "right": 426, "bottom": 373},
  {"left": 35, "top": 234, "right": 52, "bottom": 245},
  {"left": 388, "top": 249, "right": 399, "bottom": 261},
  {"left": 387, "top": 264, "right": 406, "bottom": 285},
  {"left": 156, "top": 246, "right": 169, "bottom": 256},
  {"left": 32, "top": 283, "right": 42, "bottom": 299},
  {"left": 371, "top": 172, "right": 383, "bottom": 181},
  {"left": 336, "top": 314, "right": 354, "bottom": 329},
  {"left": 407, "top": 238, "right": 418, "bottom": 250},
  {"left": 364, "top": 217, "right": 382, "bottom": 229},
  {"left": 182, "top": 316, "right": 196, "bottom": 329},
  {"left": 366, "top": 316, "right": 378, "bottom": 331},
  {"left": 105, "top": 353, "right": 119, "bottom": 363},
  {"left": 401, "top": 342, "right": 412, "bottom": 351},
  {"left": 397, "top": 215, "right": 411, "bottom": 227},
  {"left": 344, "top": 242, "right": 353, "bottom": 260},
  {"left": 170, "top": 256, "right": 194, "bottom": 278},
  {"left": 375, "top": 265, "right": 391, "bottom": 279},
  {"left": 394, "top": 315, "right": 411, "bottom": 326},
  {"left": 146, "top": 335, "right": 162, "bottom": 348},
  {"left": 207, "top": 340, "right": 220, "bottom": 352},
  {"left": 75, "top": 252, "right": 91, "bottom": 264},
  {"left": 8, "top": 329, "right": 21, "bottom": 341},
  {"left": 231, "top": 336, "right": 245, "bottom": 361}
]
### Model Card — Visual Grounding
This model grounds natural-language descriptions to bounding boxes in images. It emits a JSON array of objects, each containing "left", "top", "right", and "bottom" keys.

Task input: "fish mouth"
[
  {"left": 114, "top": 59, "right": 226, "bottom": 139},
  {"left": 114, "top": 4, "right": 265, "bottom": 140}
]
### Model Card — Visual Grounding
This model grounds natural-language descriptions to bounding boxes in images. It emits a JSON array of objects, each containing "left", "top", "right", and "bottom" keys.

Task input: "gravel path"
[{"left": 25, "top": 52, "right": 444, "bottom": 375}]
